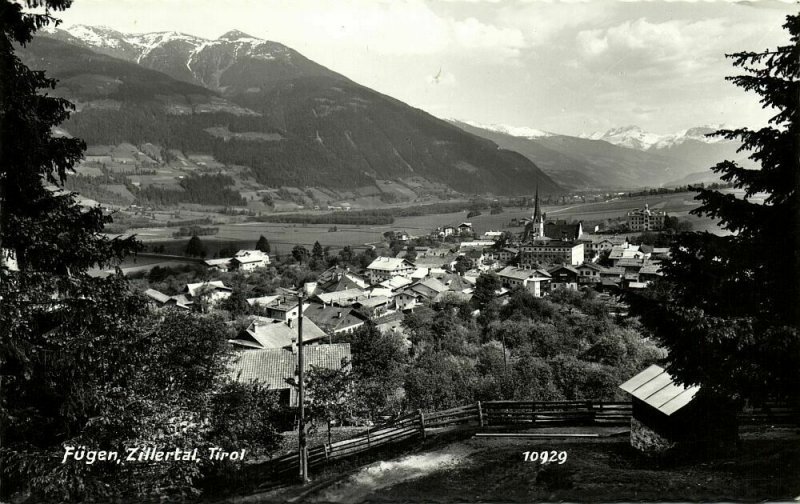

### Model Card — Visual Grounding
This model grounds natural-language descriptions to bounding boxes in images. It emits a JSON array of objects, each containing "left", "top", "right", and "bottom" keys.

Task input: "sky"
[{"left": 54, "top": 0, "right": 797, "bottom": 136}]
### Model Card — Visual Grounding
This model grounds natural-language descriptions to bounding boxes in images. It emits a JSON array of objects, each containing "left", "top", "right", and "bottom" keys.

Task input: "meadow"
[{"left": 118, "top": 189, "right": 739, "bottom": 256}]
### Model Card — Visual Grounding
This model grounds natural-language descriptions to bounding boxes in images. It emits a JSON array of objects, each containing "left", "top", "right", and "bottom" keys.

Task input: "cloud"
[{"left": 452, "top": 17, "right": 526, "bottom": 58}]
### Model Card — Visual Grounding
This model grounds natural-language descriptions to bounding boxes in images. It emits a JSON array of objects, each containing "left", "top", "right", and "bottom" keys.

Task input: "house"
[
  {"left": 457, "top": 222, "right": 473, "bottom": 234},
  {"left": 316, "top": 266, "right": 369, "bottom": 292},
  {"left": 410, "top": 277, "right": 449, "bottom": 301},
  {"left": 314, "top": 288, "right": 369, "bottom": 307},
  {"left": 394, "top": 289, "right": 424, "bottom": 310},
  {"left": 204, "top": 257, "right": 233, "bottom": 272},
  {"left": 482, "top": 231, "right": 504, "bottom": 241},
  {"left": 303, "top": 303, "right": 367, "bottom": 335},
  {"left": 183, "top": 281, "right": 232, "bottom": 307},
  {"left": 619, "top": 364, "right": 737, "bottom": 454},
  {"left": 497, "top": 266, "right": 551, "bottom": 297},
  {"left": 576, "top": 262, "right": 606, "bottom": 284},
  {"left": 544, "top": 220, "right": 584, "bottom": 241},
  {"left": 351, "top": 296, "right": 392, "bottom": 317},
  {"left": 627, "top": 204, "right": 666, "bottom": 231},
  {"left": 229, "top": 343, "right": 352, "bottom": 407},
  {"left": 379, "top": 275, "right": 414, "bottom": 294},
  {"left": 144, "top": 288, "right": 193, "bottom": 310},
  {"left": 232, "top": 250, "right": 270, "bottom": 271},
  {"left": 230, "top": 315, "right": 327, "bottom": 350},
  {"left": 246, "top": 295, "right": 281, "bottom": 308},
  {"left": 261, "top": 298, "right": 310, "bottom": 322},
  {"left": 638, "top": 261, "right": 663, "bottom": 284},
  {"left": 366, "top": 257, "right": 415, "bottom": 284},
  {"left": 491, "top": 247, "right": 519, "bottom": 263},
  {"left": 519, "top": 241, "right": 584, "bottom": 267},
  {"left": 547, "top": 265, "right": 580, "bottom": 291},
  {"left": 608, "top": 244, "right": 645, "bottom": 266},
  {"left": 578, "top": 235, "right": 627, "bottom": 261}
]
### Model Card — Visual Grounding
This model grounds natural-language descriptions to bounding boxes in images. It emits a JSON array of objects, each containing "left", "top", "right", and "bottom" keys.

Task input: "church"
[{"left": 521, "top": 187, "right": 583, "bottom": 243}]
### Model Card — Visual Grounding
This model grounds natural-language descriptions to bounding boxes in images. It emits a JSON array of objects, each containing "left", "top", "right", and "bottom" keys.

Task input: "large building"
[
  {"left": 366, "top": 257, "right": 415, "bottom": 284},
  {"left": 627, "top": 204, "right": 666, "bottom": 231},
  {"left": 519, "top": 240, "right": 584, "bottom": 267}
]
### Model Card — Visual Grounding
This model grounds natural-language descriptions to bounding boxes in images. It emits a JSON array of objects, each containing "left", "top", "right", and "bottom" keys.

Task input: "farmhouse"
[
  {"left": 183, "top": 281, "right": 232, "bottom": 307},
  {"left": 366, "top": 257, "right": 415, "bottom": 284},
  {"left": 547, "top": 265, "right": 580, "bottom": 291},
  {"left": 497, "top": 266, "right": 551, "bottom": 297},
  {"left": 232, "top": 249, "right": 270, "bottom": 271}
]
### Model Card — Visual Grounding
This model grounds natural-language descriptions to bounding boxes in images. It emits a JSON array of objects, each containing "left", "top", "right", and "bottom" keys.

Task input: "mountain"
[
  {"left": 582, "top": 125, "right": 755, "bottom": 184},
  {"left": 450, "top": 120, "right": 702, "bottom": 190},
  {"left": 22, "top": 28, "right": 561, "bottom": 197},
  {"left": 44, "top": 25, "right": 345, "bottom": 94}
]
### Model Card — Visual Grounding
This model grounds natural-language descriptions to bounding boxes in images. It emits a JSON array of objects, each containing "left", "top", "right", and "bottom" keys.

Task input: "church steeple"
[{"left": 533, "top": 185, "right": 543, "bottom": 224}]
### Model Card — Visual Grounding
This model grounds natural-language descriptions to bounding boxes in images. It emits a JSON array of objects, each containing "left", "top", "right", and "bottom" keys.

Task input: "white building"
[
  {"left": 496, "top": 266, "right": 552, "bottom": 297},
  {"left": 232, "top": 249, "right": 270, "bottom": 271},
  {"left": 366, "top": 257, "right": 415, "bottom": 284}
]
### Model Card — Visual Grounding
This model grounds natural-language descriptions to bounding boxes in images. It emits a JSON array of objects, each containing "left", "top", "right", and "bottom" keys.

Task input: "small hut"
[{"left": 619, "top": 364, "right": 736, "bottom": 454}]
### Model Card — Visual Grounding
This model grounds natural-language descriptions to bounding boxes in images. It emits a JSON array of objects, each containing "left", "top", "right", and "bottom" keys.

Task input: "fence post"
[
  {"left": 418, "top": 409, "right": 426, "bottom": 440},
  {"left": 477, "top": 401, "right": 484, "bottom": 427}
]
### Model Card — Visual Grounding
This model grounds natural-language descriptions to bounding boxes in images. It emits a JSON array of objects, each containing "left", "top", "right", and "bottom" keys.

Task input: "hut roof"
[{"left": 619, "top": 364, "right": 700, "bottom": 416}]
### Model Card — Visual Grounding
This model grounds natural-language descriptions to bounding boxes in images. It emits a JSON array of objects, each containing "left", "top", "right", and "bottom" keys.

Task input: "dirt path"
[{"left": 306, "top": 442, "right": 479, "bottom": 503}]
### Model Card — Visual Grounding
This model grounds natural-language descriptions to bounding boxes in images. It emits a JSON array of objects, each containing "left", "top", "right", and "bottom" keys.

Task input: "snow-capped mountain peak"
[
  {"left": 456, "top": 119, "right": 553, "bottom": 139},
  {"left": 583, "top": 124, "right": 733, "bottom": 151}
]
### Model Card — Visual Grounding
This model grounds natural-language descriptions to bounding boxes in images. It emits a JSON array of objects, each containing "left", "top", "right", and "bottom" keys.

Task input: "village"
[{"left": 139, "top": 191, "right": 671, "bottom": 412}]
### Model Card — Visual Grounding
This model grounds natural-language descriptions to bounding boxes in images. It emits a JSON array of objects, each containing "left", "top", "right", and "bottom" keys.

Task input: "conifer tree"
[
  {"left": 632, "top": 15, "right": 800, "bottom": 404},
  {"left": 255, "top": 234, "right": 270, "bottom": 253}
]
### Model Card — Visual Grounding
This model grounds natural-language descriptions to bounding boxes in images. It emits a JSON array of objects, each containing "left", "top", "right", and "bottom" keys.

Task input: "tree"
[
  {"left": 472, "top": 272, "right": 501, "bottom": 311},
  {"left": 0, "top": 5, "right": 280, "bottom": 499},
  {"left": 304, "top": 362, "right": 354, "bottom": 445},
  {"left": 311, "top": 241, "right": 323, "bottom": 261},
  {"left": 630, "top": 15, "right": 800, "bottom": 405},
  {"left": 255, "top": 235, "right": 271, "bottom": 254},
  {"left": 291, "top": 244, "right": 308, "bottom": 263},
  {"left": 185, "top": 235, "right": 207, "bottom": 258}
]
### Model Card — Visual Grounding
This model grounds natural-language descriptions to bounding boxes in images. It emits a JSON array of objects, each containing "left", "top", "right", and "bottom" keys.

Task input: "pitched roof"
[
  {"left": 303, "top": 304, "right": 366, "bottom": 333},
  {"left": 548, "top": 265, "right": 580, "bottom": 275},
  {"left": 353, "top": 296, "right": 391, "bottom": 309},
  {"left": 498, "top": 266, "right": 551, "bottom": 282},
  {"left": 240, "top": 316, "right": 327, "bottom": 349},
  {"left": 544, "top": 221, "right": 582, "bottom": 241},
  {"left": 314, "top": 288, "right": 368, "bottom": 306},
  {"left": 204, "top": 258, "right": 232, "bottom": 267},
  {"left": 247, "top": 295, "right": 281, "bottom": 307},
  {"left": 380, "top": 276, "right": 414, "bottom": 291},
  {"left": 145, "top": 288, "right": 171, "bottom": 304},
  {"left": 233, "top": 249, "right": 270, "bottom": 264},
  {"left": 229, "top": 344, "right": 352, "bottom": 405},
  {"left": 184, "top": 281, "right": 231, "bottom": 297},
  {"left": 367, "top": 257, "right": 414, "bottom": 271},
  {"left": 619, "top": 364, "right": 699, "bottom": 416}
]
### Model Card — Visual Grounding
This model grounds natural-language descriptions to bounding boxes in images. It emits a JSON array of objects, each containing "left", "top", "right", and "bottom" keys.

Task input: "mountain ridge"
[{"left": 23, "top": 31, "right": 562, "bottom": 197}]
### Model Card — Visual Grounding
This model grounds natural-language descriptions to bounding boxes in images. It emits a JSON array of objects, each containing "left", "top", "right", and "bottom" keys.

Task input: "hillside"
[{"left": 23, "top": 31, "right": 561, "bottom": 198}]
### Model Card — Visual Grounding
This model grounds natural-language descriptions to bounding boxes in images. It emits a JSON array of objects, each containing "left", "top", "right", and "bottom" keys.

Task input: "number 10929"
[{"left": 522, "top": 450, "right": 567, "bottom": 464}]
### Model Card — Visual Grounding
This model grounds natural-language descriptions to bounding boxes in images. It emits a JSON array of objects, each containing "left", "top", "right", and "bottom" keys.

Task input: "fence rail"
[{"left": 261, "top": 399, "right": 798, "bottom": 481}]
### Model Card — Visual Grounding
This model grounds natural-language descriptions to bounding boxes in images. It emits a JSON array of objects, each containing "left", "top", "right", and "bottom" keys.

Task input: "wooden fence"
[{"left": 261, "top": 399, "right": 798, "bottom": 481}]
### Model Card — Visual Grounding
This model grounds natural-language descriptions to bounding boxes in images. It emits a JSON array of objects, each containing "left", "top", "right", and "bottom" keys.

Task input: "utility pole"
[{"left": 297, "top": 287, "right": 310, "bottom": 483}]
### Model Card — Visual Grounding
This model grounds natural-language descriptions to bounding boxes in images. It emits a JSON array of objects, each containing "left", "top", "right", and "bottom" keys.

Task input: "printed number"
[{"left": 522, "top": 450, "right": 567, "bottom": 464}]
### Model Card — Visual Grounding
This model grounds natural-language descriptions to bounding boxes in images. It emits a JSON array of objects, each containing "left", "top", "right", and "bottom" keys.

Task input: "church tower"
[{"left": 532, "top": 185, "right": 544, "bottom": 239}]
